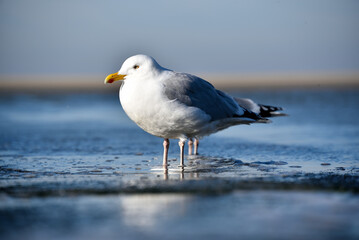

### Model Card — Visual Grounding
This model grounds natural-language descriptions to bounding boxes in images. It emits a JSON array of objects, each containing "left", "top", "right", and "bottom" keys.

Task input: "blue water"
[{"left": 0, "top": 89, "right": 358, "bottom": 240}]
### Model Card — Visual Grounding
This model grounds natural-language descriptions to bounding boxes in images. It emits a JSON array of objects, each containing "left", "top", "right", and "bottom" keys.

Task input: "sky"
[{"left": 0, "top": 0, "right": 358, "bottom": 75}]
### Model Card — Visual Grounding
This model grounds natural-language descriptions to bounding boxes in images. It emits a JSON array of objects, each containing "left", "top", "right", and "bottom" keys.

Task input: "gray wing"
[
  {"left": 163, "top": 72, "right": 260, "bottom": 121},
  {"left": 233, "top": 97, "right": 260, "bottom": 114}
]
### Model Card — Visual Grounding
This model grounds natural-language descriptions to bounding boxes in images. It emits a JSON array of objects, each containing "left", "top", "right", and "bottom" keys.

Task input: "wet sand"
[
  {"left": 0, "top": 89, "right": 358, "bottom": 239},
  {"left": 1, "top": 73, "right": 359, "bottom": 92}
]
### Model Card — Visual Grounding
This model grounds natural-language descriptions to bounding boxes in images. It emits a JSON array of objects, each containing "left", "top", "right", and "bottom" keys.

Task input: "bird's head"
[{"left": 104, "top": 54, "right": 163, "bottom": 84}]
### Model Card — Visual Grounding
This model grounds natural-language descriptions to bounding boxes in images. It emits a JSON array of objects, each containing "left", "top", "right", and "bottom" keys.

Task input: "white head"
[{"left": 104, "top": 54, "right": 165, "bottom": 84}]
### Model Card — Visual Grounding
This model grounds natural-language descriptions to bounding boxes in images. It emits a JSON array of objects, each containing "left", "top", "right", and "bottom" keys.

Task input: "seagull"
[{"left": 105, "top": 54, "right": 285, "bottom": 167}]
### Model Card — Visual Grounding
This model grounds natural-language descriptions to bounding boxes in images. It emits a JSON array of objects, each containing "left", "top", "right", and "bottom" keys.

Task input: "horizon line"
[{"left": 1, "top": 72, "right": 358, "bottom": 92}]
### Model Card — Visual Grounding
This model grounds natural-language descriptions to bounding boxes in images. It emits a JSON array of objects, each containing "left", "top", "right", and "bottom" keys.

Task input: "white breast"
[{"left": 119, "top": 78, "right": 211, "bottom": 139}]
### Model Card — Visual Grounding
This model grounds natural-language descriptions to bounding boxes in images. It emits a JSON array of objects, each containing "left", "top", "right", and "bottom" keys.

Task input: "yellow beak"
[{"left": 104, "top": 73, "right": 126, "bottom": 84}]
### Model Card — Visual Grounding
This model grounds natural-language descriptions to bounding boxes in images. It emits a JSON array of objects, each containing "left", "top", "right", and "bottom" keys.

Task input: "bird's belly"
[{"left": 120, "top": 86, "right": 210, "bottom": 139}]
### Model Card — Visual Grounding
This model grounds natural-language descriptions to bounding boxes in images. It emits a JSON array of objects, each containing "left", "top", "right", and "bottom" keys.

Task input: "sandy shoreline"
[{"left": 1, "top": 73, "right": 359, "bottom": 92}]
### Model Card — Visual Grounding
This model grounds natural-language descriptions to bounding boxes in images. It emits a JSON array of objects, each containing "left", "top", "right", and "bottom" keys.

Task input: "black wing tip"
[
  {"left": 259, "top": 104, "right": 283, "bottom": 111},
  {"left": 258, "top": 104, "right": 286, "bottom": 117}
]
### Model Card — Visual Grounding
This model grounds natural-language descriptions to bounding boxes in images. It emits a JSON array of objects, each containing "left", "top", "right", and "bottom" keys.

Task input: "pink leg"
[
  {"left": 188, "top": 138, "right": 193, "bottom": 155},
  {"left": 194, "top": 138, "right": 199, "bottom": 155},
  {"left": 178, "top": 140, "right": 185, "bottom": 167},
  {"left": 163, "top": 138, "right": 169, "bottom": 166}
]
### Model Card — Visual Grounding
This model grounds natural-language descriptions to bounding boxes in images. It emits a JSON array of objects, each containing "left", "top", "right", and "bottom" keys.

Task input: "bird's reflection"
[
  {"left": 161, "top": 164, "right": 198, "bottom": 180},
  {"left": 180, "top": 168, "right": 184, "bottom": 180},
  {"left": 163, "top": 166, "right": 168, "bottom": 180},
  {"left": 118, "top": 194, "right": 191, "bottom": 230}
]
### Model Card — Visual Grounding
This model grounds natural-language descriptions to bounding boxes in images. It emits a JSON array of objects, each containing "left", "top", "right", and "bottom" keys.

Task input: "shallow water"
[{"left": 0, "top": 89, "right": 358, "bottom": 239}]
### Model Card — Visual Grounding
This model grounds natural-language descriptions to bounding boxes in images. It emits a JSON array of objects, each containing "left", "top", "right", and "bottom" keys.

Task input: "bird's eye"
[{"left": 133, "top": 65, "right": 139, "bottom": 69}]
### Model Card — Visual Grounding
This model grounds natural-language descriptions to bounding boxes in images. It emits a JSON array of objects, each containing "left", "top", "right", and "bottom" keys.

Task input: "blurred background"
[{"left": 1, "top": 0, "right": 358, "bottom": 91}]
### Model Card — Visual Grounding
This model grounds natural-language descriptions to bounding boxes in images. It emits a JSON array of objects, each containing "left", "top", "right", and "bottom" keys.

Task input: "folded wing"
[{"left": 163, "top": 73, "right": 262, "bottom": 122}]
